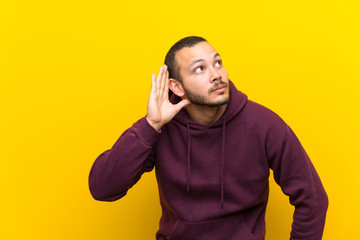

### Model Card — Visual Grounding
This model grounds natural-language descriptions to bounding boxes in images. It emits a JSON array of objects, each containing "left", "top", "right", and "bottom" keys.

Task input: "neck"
[{"left": 185, "top": 103, "right": 227, "bottom": 126}]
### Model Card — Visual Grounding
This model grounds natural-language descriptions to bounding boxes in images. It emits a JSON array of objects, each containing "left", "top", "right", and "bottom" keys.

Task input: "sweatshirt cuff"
[{"left": 133, "top": 118, "right": 161, "bottom": 146}]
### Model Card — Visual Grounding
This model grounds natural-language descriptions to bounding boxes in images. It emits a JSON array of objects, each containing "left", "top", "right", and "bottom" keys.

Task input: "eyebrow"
[{"left": 189, "top": 53, "right": 221, "bottom": 69}]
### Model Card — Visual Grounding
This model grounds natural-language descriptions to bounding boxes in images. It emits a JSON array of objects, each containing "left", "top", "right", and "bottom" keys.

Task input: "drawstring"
[
  {"left": 221, "top": 118, "right": 226, "bottom": 209},
  {"left": 186, "top": 122, "right": 191, "bottom": 194},
  {"left": 185, "top": 119, "right": 226, "bottom": 209}
]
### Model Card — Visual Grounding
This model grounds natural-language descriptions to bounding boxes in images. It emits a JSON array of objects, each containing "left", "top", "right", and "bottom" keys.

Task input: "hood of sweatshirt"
[{"left": 167, "top": 80, "right": 248, "bottom": 209}]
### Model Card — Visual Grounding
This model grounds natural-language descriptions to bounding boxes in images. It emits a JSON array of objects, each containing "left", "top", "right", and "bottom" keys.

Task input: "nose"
[{"left": 209, "top": 67, "right": 221, "bottom": 83}]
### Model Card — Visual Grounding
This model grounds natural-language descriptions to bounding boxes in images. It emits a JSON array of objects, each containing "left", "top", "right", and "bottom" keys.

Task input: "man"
[{"left": 89, "top": 36, "right": 328, "bottom": 240}]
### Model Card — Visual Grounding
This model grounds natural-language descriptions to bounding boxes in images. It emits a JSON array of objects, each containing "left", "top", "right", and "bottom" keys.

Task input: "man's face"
[{"left": 175, "top": 42, "right": 230, "bottom": 107}]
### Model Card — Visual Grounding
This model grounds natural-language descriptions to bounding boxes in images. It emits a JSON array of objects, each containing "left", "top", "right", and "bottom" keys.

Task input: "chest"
[{"left": 154, "top": 124, "right": 270, "bottom": 190}]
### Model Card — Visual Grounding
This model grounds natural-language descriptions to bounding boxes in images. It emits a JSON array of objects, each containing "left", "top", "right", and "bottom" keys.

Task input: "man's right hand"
[{"left": 146, "top": 65, "right": 190, "bottom": 131}]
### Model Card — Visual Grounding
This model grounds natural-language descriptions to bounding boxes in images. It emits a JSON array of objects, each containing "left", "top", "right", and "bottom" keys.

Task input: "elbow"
[
  {"left": 87, "top": 154, "right": 129, "bottom": 202},
  {"left": 88, "top": 172, "right": 109, "bottom": 201},
  {"left": 88, "top": 177, "right": 113, "bottom": 201},
  {"left": 89, "top": 185, "right": 123, "bottom": 202},
  {"left": 88, "top": 178, "right": 105, "bottom": 201},
  {"left": 321, "top": 188, "right": 329, "bottom": 213},
  {"left": 90, "top": 191, "right": 104, "bottom": 201},
  {"left": 88, "top": 178, "right": 127, "bottom": 202},
  {"left": 88, "top": 168, "right": 102, "bottom": 200},
  {"left": 88, "top": 159, "right": 113, "bottom": 201},
  {"left": 89, "top": 183, "right": 106, "bottom": 201},
  {"left": 311, "top": 185, "right": 329, "bottom": 222}
]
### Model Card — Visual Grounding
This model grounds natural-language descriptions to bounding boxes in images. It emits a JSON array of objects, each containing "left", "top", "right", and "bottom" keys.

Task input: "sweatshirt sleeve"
[
  {"left": 267, "top": 124, "right": 328, "bottom": 240},
  {"left": 88, "top": 117, "right": 161, "bottom": 201}
]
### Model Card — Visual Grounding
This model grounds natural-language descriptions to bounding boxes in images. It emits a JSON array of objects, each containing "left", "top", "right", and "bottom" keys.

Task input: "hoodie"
[{"left": 89, "top": 80, "right": 328, "bottom": 240}]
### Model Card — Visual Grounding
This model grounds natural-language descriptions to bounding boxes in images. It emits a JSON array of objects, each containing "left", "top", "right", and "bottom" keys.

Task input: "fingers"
[
  {"left": 155, "top": 65, "right": 169, "bottom": 98},
  {"left": 156, "top": 66, "right": 163, "bottom": 96},
  {"left": 150, "top": 73, "right": 156, "bottom": 95},
  {"left": 159, "top": 65, "right": 168, "bottom": 98},
  {"left": 162, "top": 67, "right": 169, "bottom": 98},
  {"left": 174, "top": 99, "right": 190, "bottom": 112}
]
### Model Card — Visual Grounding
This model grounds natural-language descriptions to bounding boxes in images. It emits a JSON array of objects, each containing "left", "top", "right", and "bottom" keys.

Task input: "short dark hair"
[{"left": 164, "top": 36, "right": 207, "bottom": 83}]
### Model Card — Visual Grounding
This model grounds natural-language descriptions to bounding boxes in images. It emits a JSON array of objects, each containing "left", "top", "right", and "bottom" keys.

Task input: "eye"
[
  {"left": 194, "top": 66, "right": 203, "bottom": 73},
  {"left": 215, "top": 60, "right": 222, "bottom": 67}
]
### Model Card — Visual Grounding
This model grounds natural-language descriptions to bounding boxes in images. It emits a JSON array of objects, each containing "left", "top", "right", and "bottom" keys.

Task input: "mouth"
[{"left": 212, "top": 84, "right": 226, "bottom": 93}]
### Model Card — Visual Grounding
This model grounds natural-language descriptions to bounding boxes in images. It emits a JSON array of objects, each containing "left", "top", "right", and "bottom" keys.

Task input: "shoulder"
[
  {"left": 241, "top": 100, "right": 293, "bottom": 156},
  {"left": 237, "top": 100, "right": 288, "bottom": 143},
  {"left": 242, "top": 100, "right": 287, "bottom": 128}
]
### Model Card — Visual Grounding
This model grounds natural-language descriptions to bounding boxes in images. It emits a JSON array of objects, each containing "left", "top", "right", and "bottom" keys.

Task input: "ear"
[{"left": 169, "top": 78, "right": 185, "bottom": 97}]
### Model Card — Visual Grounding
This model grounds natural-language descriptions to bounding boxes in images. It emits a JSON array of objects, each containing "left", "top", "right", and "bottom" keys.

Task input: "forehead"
[{"left": 175, "top": 42, "right": 218, "bottom": 66}]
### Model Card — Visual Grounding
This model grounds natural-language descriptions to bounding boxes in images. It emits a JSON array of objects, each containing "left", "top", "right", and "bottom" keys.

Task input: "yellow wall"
[{"left": 1, "top": 0, "right": 359, "bottom": 239}]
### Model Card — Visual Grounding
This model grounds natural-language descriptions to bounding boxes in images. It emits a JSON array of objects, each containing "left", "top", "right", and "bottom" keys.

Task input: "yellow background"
[{"left": 1, "top": 0, "right": 359, "bottom": 239}]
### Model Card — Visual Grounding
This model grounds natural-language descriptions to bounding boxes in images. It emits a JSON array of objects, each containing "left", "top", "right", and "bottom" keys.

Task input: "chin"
[{"left": 211, "top": 96, "right": 230, "bottom": 107}]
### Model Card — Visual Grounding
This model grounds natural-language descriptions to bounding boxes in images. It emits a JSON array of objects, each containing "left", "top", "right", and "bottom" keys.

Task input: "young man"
[{"left": 89, "top": 36, "right": 328, "bottom": 240}]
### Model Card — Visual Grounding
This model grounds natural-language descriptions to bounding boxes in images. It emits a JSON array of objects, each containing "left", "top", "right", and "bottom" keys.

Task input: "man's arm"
[
  {"left": 268, "top": 124, "right": 328, "bottom": 240},
  {"left": 88, "top": 65, "right": 189, "bottom": 201},
  {"left": 88, "top": 117, "right": 159, "bottom": 201}
]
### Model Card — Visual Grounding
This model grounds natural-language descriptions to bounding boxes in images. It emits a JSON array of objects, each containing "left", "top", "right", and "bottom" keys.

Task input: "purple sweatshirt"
[{"left": 89, "top": 80, "right": 328, "bottom": 240}]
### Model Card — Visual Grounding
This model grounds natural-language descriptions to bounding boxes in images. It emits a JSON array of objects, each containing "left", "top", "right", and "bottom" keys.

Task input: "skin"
[{"left": 146, "top": 41, "right": 230, "bottom": 130}]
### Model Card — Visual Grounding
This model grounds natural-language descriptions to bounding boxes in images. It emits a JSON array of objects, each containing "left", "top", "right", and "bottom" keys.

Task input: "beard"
[{"left": 182, "top": 81, "right": 230, "bottom": 107}]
